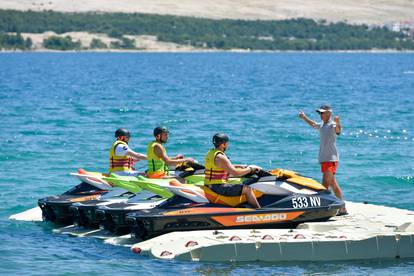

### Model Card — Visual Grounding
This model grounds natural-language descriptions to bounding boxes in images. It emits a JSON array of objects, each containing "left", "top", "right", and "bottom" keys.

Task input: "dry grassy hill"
[{"left": 1, "top": 0, "right": 413, "bottom": 25}]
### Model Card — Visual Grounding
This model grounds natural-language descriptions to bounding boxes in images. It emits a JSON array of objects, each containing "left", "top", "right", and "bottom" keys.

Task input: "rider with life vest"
[
  {"left": 204, "top": 133, "right": 262, "bottom": 208},
  {"left": 147, "top": 126, "right": 194, "bottom": 178},
  {"left": 109, "top": 128, "right": 147, "bottom": 176}
]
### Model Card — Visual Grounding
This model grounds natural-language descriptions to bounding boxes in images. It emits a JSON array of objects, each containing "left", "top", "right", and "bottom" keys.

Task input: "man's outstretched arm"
[{"left": 299, "top": 111, "right": 319, "bottom": 128}]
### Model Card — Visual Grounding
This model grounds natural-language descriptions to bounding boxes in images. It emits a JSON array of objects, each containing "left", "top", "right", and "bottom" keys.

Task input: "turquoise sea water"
[{"left": 0, "top": 52, "right": 413, "bottom": 275}]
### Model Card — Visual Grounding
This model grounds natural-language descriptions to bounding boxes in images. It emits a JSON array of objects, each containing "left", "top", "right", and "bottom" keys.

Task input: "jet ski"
[
  {"left": 94, "top": 167, "right": 247, "bottom": 234},
  {"left": 125, "top": 169, "right": 345, "bottom": 240},
  {"left": 38, "top": 169, "right": 145, "bottom": 225},
  {"left": 69, "top": 188, "right": 137, "bottom": 229},
  {"left": 69, "top": 177, "right": 183, "bottom": 230},
  {"left": 38, "top": 180, "right": 111, "bottom": 225},
  {"left": 68, "top": 162, "right": 207, "bottom": 230},
  {"left": 94, "top": 193, "right": 168, "bottom": 234}
]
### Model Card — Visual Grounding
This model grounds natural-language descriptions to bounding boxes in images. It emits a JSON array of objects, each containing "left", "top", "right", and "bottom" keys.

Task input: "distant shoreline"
[
  {"left": 2, "top": 10, "right": 414, "bottom": 52},
  {"left": 2, "top": 49, "right": 414, "bottom": 54}
]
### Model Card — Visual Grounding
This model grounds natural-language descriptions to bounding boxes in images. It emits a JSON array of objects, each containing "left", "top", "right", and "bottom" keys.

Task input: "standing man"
[
  {"left": 204, "top": 133, "right": 262, "bottom": 208},
  {"left": 299, "top": 105, "right": 348, "bottom": 215},
  {"left": 147, "top": 126, "right": 194, "bottom": 178},
  {"left": 109, "top": 128, "right": 147, "bottom": 176}
]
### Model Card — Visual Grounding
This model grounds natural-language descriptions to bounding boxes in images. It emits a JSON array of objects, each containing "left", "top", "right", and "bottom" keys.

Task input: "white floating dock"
[
  {"left": 130, "top": 202, "right": 414, "bottom": 262},
  {"left": 12, "top": 202, "right": 413, "bottom": 262}
]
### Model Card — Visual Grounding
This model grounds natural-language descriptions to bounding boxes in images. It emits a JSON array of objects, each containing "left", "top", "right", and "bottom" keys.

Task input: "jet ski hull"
[
  {"left": 126, "top": 192, "right": 344, "bottom": 240},
  {"left": 36, "top": 163, "right": 205, "bottom": 226},
  {"left": 96, "top": 204, "right": 137, "bottom": 234},
  {"left": 38, "top": 182, "right": 108, "bottom": 225},
  {"left": 38, "top": 193, "right": 105, "bottom": 225},
  {"left": 70, "top": 200, "right": 109, "bottom": 228},
  {"left": 95, "top": 198, "right": 168, "bottom": 234}
]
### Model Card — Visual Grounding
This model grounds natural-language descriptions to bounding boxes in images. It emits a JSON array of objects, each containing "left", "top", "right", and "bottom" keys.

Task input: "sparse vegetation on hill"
[
  {"left": 89, "top": 38, "right": 107, "bottom": 49},
  {"left": 0, "top": 32, "right": 32, "bottom": 49},
  {"left": 43, "top": 35, "right": 81, "bottom": 50},
  {"left": 110, "top": 37, "right": 135, "bottom": 49},
  {"left": 0, "top": 9, "right": 413, "bottom": 51}
]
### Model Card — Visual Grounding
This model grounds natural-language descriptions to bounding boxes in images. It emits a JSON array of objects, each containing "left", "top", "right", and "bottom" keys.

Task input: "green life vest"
[{"left": 147, "top": 141, "right": 168, "bottom": 176}]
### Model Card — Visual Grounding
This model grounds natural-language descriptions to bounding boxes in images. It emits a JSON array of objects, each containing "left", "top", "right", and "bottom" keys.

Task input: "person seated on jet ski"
[
  {"left": 147, "top": 126, "right": 194, "bottom": 178},
  {"left": 109, "top": 128, "right": 147, "bottom": 176},
  {"left": 205, "top": 133, "right": 262, "bottom": 208}
]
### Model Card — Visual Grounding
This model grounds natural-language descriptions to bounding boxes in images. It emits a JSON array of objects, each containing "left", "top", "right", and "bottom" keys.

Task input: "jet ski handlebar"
[
  {"left": 243, "top": 168, "right": 273, "bottom": 178},
  {"left": 175, "top": 161, "right": 205, "bottom": 172}
]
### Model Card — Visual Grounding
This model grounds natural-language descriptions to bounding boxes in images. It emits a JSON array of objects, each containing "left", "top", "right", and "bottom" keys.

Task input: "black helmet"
[
  {"left": 153, "top": 126, "right": 169, "bottom": 137},
  {"left": 115, "top": 128, "right": 131, "bottom": 138},
  {"left": 212, "top": 133, "right": 229, "bottom": 147}
]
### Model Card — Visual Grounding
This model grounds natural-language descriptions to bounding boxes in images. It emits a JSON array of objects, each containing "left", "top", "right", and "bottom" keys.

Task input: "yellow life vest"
[
  {"left": 147, "top": 141, "right": 168, "bottom": 177},
  {"left": 204, "top": 149, "right": 229, "bottom": 185},
  {"left": 109, "top": 140, "right": 134, "bottom": 173}
]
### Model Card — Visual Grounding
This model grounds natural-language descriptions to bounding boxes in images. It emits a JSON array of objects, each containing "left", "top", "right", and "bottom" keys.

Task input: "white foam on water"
[{"left": 346, "top": 128, "right": 414, "bottom": 143}]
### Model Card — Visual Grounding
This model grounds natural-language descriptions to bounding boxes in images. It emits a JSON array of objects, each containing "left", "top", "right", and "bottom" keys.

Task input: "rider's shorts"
[{"left": 207, "top": 184, "right": 243, "bottom": 197}]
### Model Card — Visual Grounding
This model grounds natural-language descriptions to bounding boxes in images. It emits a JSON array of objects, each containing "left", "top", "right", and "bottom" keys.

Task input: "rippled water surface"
[{"left": 1, "top": 53, "right": 413, "bottom": 275}]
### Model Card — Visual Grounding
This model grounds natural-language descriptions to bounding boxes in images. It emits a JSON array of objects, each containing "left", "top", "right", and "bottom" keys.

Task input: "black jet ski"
[
  {"left": 37, "top": 168, "right": 149, "bottom": 225},
  {"left": 38, "top": 181, "right": 110, "bottom": 225},
  {"left": 93, "top": 164, "right": 260, "bottom": 235},
  {"left": 69, "top": 162, "right": 206, "bottom": 231},
  {"left": 69, "top": 188, "right": 137, "bottom": 228},
  {"left": 38, "top": 162, "right": 204, "bottom": 226},
  {"left": 125, "top": 169, "right": 345, "bottom": 240},
  {"left": 94, "top": 193, "right": 168, "bottom": 234}
]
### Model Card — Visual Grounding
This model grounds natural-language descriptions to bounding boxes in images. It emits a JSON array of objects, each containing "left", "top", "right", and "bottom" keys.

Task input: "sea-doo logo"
[
  {"left": 235, "top": 213, "right": 287, "bottom": 223},
  {"left": 212, "top": 211, "right": 304, "bottom": 226}
]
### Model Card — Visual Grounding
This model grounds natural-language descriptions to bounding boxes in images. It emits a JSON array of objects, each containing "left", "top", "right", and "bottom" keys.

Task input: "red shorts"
[{"left": 321, "top": 162, "right": 338, "bottom": 174}]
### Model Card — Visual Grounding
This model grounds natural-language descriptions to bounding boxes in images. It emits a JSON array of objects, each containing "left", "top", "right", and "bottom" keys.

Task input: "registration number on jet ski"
[{"left": 291, "top": 196, "right": 321, "bottom": 208}]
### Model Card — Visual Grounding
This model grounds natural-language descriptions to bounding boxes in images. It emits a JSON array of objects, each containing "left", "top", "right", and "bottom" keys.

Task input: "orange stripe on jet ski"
[
  {"left": 77, "top": 169, "right": 109, "bottom": 177},
  {"left": 211, "top": 211, "right": 304, "bottom": 226},
  {"left": 181, "top": 189, "right": 198, "bottom": 196},
  {"left": 164, "top": 207, "right": 254, "bottom": 216},
  {"left": 169, "top": 180, "right": 184, "bottom": 187},
  {"left": 69, "top": 195, "right": 101, "bottom": 202}
]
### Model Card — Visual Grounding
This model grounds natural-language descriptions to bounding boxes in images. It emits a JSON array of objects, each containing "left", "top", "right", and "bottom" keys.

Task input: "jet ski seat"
[
  {"left": 201, "top": 186, "right": 263, "bottom": 207},
  {"left": 169, "top": 180, "right": 263, "bottom": 207}
]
